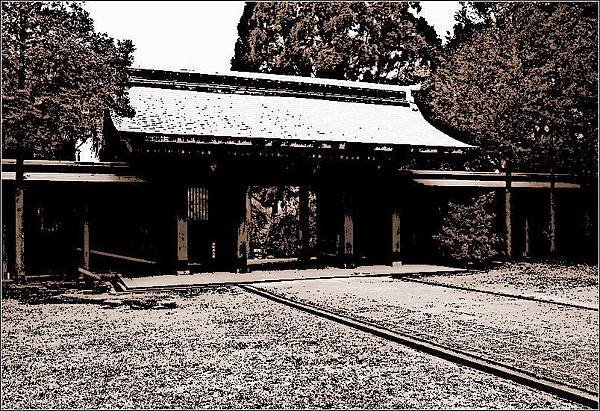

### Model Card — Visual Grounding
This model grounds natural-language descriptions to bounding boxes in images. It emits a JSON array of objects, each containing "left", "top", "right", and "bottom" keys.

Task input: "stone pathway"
[{"left": 120, "top": 264, "right": 464, "bottom": 290}]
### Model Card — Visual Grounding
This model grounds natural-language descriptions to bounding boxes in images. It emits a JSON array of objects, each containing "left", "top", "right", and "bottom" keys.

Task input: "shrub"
[{"left": 433, "top": 191, "right": 504, "bottom": 267}]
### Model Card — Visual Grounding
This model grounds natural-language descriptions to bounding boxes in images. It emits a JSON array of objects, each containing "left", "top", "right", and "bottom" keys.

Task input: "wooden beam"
[
  {"left": 75, "top": 248, "right": 158, "bottom": 265},
  {"left": 78, "top": 266, "right": 102, "bottom": 282},
  {"left": 413, "top": 178, "right": 580, "bottom": 189},
  {"left": 414, "top": 179, "right": 505, "bottom": 188},
  {"left": 25, "top": 173, "right": 146, "bottom": 183},
  {"left": 513, "top": 181, "right": 579, "bottom": 189}
]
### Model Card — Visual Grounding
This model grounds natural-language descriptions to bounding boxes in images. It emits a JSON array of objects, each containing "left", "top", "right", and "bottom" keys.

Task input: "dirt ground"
[
  {"left": 258, "top": 263, "right": 599, "bottom": 393},
  {"left": 0, "top": 286, "right": 581, "bottom": 409}
]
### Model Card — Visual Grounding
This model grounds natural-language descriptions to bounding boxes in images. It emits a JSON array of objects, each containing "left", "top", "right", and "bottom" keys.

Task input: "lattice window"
[{"left": 188, "top": 187, "right": 209, "bottom": 221}]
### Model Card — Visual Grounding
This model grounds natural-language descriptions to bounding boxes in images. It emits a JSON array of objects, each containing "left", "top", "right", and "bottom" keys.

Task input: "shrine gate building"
[{"left": 2, "top": 69, "right": 596, "bottom": 279}]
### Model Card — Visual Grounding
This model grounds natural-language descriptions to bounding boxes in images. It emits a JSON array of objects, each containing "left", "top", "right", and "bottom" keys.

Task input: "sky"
[
  {"left": 418, "top": 1, "right": 462, "bottom": 40},
  {"left": 83, "top": 1, "right": 461, "bottom": 74}
]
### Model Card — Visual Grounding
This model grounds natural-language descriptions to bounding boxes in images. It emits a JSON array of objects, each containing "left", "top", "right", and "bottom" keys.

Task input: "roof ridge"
[{"left": 128, "top": 68, "right": 418, "bottom": 105}]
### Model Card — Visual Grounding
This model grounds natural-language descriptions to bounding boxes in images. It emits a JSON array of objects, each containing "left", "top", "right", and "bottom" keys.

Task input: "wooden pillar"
[
  {"left": 298, "top": 186, "right": 310, "bottom": 261},
  {"left": 549, "top": 184, "right": 557, "bottom": 255},
  {"left": 2, "top": 221, "right": 7, "bottom": 278},
  {"left": 176, "top": 214, "right": 188, "bottom": 273},
  {"left": 14, "top": 158, "right": 25, "bottom": 280},
  {"left": 82, "top": 204, "right": 90, "bottom": 270},
  {"left": 504, "top": 173, "right": 513, "bottom": 259},
  {"left": 340, "top": 191, "right": 355, "bottom": 268},
  {"left": 155, "top": 183, "right": 173, "bottom": 271},
  {"left": 235, "top": 185, "right": 251, "bottom": 273},
  {"left": 316, "top": 184, "right": 346, "bottom": 264},
  {"left": 316, "top": 185, "right": 332, "bottom": 260},
  {"left": 176, "top": 188, "right": 188, "bottom": 274},
  {"left": 314, "top": 187, "right": 322, "bottom": 260},
  {"left": 524, "top": 216, "right": 531, "bottom": 257},
  {"left": 390, "top": 207, "right": 401, "bottom": 266}
]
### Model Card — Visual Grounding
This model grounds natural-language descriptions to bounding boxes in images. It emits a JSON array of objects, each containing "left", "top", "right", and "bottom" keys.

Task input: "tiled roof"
[{"left": 112, "top": 70, "right": 471, "bottom": 148}]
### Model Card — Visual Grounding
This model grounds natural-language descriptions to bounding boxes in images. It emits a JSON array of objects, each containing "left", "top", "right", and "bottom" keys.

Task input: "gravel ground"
[
  {"left": 1, "top": 287, "right": 580, "bottom": 409},
  {"left": 419, "top": 261, "right": 598, "bottom": 307},
  {"left": 259, "top": 276, "right": 599, "bottom": 393}
]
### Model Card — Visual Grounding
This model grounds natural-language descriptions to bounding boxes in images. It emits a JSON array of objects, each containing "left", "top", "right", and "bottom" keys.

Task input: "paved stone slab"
[{"left": 120, "top": 264, "right": 464, "bottom": 290}]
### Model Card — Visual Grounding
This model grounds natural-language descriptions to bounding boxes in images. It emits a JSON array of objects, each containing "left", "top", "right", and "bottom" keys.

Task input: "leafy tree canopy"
[
  {"left": 422, "top": 2, "right": 598, "bottom": 175},
  {"left": 2, "top": 1, "right": 134, "bottom": 159},
  {"left": 445, "top": 2, "right": 498, "bottom": 49},
  {"left": 232, "top": 2, "right": 440, "bottom": 84}
]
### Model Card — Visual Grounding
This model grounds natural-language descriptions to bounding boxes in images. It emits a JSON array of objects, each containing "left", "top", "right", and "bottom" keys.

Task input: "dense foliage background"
[
  {"left": 232, "top": 2, "right": 439, "bottom": 84},
  {"left": 421, "top": 2, "right": 598, "bottom": 175},
  {"left": 2, "top": 1, "right": 134, "bottom": 159}
]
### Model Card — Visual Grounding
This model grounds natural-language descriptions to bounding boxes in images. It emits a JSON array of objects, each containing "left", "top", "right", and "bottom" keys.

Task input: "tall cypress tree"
[{"left": 231, "top": 2, "right": 440, "bottom": 84}]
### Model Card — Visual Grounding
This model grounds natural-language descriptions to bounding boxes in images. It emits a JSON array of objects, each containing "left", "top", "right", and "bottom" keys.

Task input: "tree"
[
  {"left": 421, "top": 3, "right": 598, "bottom": 175},
  {"left": 445, "top": 2, "right": 498, "bottom": 49},
  {"left": 232, "top": 2, "right": 440, "bottom": 84},
  {"left": 2, "top": 1, "right": 134, "bottom": 159}
]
